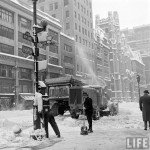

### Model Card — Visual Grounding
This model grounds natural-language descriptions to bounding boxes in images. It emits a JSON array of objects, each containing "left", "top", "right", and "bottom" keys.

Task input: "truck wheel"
[
  {"left": 58, "top": 106, "right": 65, "bottom": 115},
  {"left": 51, "top": 103, "right": 59, "bottom": 116}
]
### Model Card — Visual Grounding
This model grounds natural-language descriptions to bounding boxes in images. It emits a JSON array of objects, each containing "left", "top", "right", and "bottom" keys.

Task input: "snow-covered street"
[{"left": 0, "top": 102, "right": 150, "bottom": 150}]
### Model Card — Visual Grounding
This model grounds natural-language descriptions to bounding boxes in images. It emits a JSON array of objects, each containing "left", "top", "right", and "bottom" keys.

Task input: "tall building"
[
  {"left": 0, "top": 0, "right": 75, "bottom": 108},
  {"left": 94, "top": 26, "right": 110, "bottom": 87},
  {"left": 95, "top": 12, "right": 123, "bottom": 100},
  {"left": 121, "top": 25, "right": 150, "bottom": 91},
  {"left": 36, "top": 0, "right": 96, "bottom": 84}
]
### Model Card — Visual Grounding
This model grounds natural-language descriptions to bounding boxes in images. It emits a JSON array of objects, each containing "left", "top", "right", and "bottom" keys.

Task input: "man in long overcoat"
[
  {"left": 83, "top": 92, "right": 93, "bottom": 133},
  {"left": 139, "top": 90, "right": 150, "bottom": 130}
]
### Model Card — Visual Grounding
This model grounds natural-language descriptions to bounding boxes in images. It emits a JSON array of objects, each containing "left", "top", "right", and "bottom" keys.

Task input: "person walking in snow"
[
  {"left": 139, "top": 90, "right": 150, "bottom": 130},
  {"left": 83, "top": 92, "right": 93, "bottom": 133},
  {"left": 38, "top": 86, "right": 61, "bottom": 138}
]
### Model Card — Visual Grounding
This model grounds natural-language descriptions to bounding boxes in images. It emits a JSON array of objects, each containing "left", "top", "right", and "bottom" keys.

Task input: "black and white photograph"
[{"left": 0, "top": 0, "right": 150, "bottom": 149}]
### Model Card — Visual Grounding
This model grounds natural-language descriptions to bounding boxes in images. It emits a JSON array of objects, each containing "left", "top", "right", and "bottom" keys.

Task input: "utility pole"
[
  {"left": 32, "top": 0, "right": 41, "bottom": 130},
  {"left": 32, "top": 0, "right": 48, "bottom": 130}
]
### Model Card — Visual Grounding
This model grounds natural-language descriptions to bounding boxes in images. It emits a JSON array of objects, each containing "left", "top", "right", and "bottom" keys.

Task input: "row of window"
[
  {"left": 74, "top": 0, "right": 92, "bottom": 9},
  {"left": 74, "top": 11, "right": 93, "bottom": 28},
  {"left": 0, "top": 6, "right": 14, "bottom": 23},
  {"left": 75, "top": 23, "right": 93, "bottom": 38},
  {"left": 0, "top": 25, "right": 14, "bottom": 39},
  {"left": 0, "top": 82, "right": 32, "bottom": 93},
  {"left": 75, "top": 35, "right": 94, "bottom": 49},
  {"left": 0, "top": 43, "right": 14, "bottom": 55},
  {"left": 0, "top": 64, "right": 32, "bottom": 80}
]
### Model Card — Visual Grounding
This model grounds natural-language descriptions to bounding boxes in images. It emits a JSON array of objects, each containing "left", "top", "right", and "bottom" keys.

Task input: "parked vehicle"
[{"left": 45, "top": 76, "right": 110, "bottom": 119}]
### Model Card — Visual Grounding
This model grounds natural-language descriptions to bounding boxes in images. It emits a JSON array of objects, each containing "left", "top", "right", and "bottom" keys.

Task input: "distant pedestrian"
[
  {"left": 139, "top": 90, "right": 150, "bottom": 130},
  {"left": 83, "top": 92, "right": 93, "bottom": 133}
]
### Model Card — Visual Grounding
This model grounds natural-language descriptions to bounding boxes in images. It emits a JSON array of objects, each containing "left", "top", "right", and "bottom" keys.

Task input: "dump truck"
[{"left": 45, "top": 76, "right": 110, "bottom": 119}]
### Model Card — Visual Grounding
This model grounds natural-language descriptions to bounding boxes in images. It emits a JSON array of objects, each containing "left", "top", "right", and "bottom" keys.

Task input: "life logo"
[{"left": 126, "top": 137, "right": 149, "bottom": 149}]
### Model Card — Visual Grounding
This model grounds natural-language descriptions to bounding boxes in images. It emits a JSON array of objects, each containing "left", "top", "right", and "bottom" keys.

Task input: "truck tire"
[{"left": 58, "top": 105, "right": 65, "bottom": 115}]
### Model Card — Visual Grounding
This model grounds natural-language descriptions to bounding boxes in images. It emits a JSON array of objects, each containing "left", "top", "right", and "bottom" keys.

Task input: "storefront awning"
[{"left": 20, "top": 95, "right": 35, "bottom": 101}]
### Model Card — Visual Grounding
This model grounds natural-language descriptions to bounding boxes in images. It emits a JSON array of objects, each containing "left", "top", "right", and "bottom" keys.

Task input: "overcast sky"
[{"left": 92, "top": 0, "right": 150, "bottom": 29}]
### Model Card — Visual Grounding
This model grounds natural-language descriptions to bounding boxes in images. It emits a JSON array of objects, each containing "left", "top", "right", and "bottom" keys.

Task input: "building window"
[
  {"left": 74, "top": 0, "right": 77, "bottom": 6},
  {"left": 79, "top": 25, "right": 81, "bottom": 32},
  {"left": 0, "top": 65, "right": 6, "bottom": 77},
  {"left": 65, "top": 68, "right": 73, "bottom": 75},
  {"left": 64, "top": 56, "right": 73, "bottom": 64},
  {"left": 79, "top": 37, "right": 81, "bottom": 43},
  {"left": 0, "top": 43, "right": 14, "bottom": 55},
  {"left": 75, "top": 23, "right": 77, "bottom": 30},
  {"left": 64, "top": 44, "right": 72, "bottom": 52},
  {"left": 18, "top": 15, "right": 32, "bottom": 30},
  {"left": 78, "top": 14, "right": 80, "bottom": 21},
  {"left": 66, "top": 22, "right": 70, "bottom": 30},
  {"left": 75, "top": 35, "right": 78, "bottom": 42},
  {"left": 0, "top": 7, "right": 14, "bottom": 23},
  {"left": 78, "top": 2, "right": 80, "bottom": 9},
  {"left": 74, "top": 11, "right": 77, "bottom": 18},
  {"left": 66, "top": 10, "right": 69, "bottom": 18},
  {"left": 49, "top": 57, "right": 59, "bottom": 65},
  {"left": 49, "top": 45, "right": 58, "bottom": 54},
  {"left": 40, "top": 6, "right": 44, "bottom": 12},
  {"left": 49, "top": 4, "right": 53, "bottom": 11},
  {"left": 52, "top": 14, "right": 56, "bottom": 18},
  {"left": 82, "top": 27, "right": 84, "bottom": 34},
  {"left": 64, "top": 0, "right": 69, "bottom": 6},
  {"left": 20, "top": 68, "right": 32, "bottom": 80},
  {"left": 0, "top": 25, "right": 14, "bottom": 39},
  {"left": 77, "top": 64, "right": 79, "bottom": 71},
  {"left": 55, "top": 2, "right": 58, "bottom": 9}
]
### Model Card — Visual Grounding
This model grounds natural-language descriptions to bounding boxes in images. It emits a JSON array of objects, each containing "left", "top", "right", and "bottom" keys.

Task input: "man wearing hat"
[
  {"left": 139, "top": 90, "right": 150, "bottom": 130},
  {"left": 83, "top": 92, "right": 93, "bottom": 133}
]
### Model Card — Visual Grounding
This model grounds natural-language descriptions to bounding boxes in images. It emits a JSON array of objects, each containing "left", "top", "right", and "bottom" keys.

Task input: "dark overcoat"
[
  {"left": 139, "top": 94, "right": 150, "bottom": 121},
  {"left": 84, "top": 97, "right": 93, "bottom": 116}
]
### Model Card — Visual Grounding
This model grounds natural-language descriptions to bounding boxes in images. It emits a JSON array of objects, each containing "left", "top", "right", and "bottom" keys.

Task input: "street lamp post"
[
  {"left": 136, "top": 74, "right": 140, "bottom": 100},
  {"left": 32, "top": 0, "right": 48, "bottom": 131},
  {"left": 32, "top": 0, "right": 41, "bottom": 130}
]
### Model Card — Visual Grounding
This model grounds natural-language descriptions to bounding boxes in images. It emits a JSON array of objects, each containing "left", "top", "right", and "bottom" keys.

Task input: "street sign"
[
  {"left": 22, "top": 45, "right": 33, "bottom": 55},
  {"left": 23, "top": 31, "right": 33, "bottom": 42}
]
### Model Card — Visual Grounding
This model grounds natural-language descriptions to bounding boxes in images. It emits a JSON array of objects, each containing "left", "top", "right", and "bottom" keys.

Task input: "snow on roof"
[
  {"left": 131, "top": 51, "right": 145, "bottom": 65},
  {"left": 60, "top": 32, "right": 75, "bottom": 41}
]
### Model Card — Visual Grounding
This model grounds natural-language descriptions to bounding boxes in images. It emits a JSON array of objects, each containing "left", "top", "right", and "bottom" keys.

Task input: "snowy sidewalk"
[{"left": 45, "top": 125, "right": 150, "bottom": 150}]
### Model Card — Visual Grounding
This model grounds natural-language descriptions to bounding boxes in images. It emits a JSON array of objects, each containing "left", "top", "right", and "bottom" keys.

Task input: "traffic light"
[{"left": 33, "top": 20, "right": 48, "bottom": 34}]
